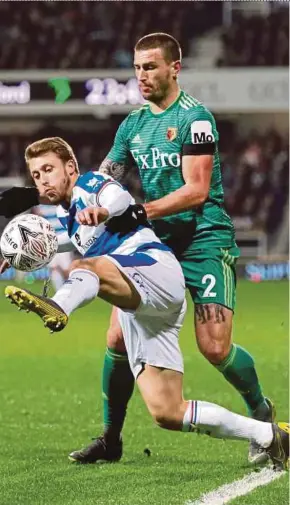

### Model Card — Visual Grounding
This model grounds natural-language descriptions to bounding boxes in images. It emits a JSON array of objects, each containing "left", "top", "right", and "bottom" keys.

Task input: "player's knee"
[
  {"left": 202, "top": 342, "right": 230, "bottom": 364},
  {"left": 69, "top": 257, "right": 108, "bottom": 275},
  {"left": 106, "top": 325, "right": 126, "bottom": 352},
  {"left": 69, "top": 258, "right": 89, "bottom": 273},
  {"left": 151, "top": 407, "right": 179, "bottom": 430},
  {"left": 152, "top": 409, "right": 169, "bottom": 429}
]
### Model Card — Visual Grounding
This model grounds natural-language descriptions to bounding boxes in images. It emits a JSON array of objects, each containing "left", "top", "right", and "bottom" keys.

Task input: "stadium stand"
[
  {"left": 222, "top": 129, "right": 289, "bottom": 234},
  {"left": 0, "top": 1, "right": 222, "bottom": 69},
  {"left": 217, "top": 7, "right": 288, "bottom": 67},
  {"left": 1, "top": 2, "right": 287, "bottom": 69}
]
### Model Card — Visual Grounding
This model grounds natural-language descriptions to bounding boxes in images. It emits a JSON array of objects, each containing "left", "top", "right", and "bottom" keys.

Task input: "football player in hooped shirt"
[
  {"left": 4, "top": 137, "right": 289, "bottom": 471},
  {"left": 0, "top": 33, "right": 275, "bottom": 465}
]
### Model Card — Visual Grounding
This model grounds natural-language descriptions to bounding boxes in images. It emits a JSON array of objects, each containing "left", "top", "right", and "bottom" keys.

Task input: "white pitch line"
[{"left": 186, "top": 467, "right": 286, "bottom": 505}]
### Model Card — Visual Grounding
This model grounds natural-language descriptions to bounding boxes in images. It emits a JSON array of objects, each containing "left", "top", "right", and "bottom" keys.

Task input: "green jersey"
[{"left": 107, "top": 90, "right": 236, "bottom": 252}]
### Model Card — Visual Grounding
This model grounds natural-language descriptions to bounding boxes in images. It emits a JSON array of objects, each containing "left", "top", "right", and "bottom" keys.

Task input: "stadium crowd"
[
  {"left": 1, "top": 2, "right": 284, "bottom": 69},
  {"left": 221, "top": 129, "right": 288, "bottom": 234},
  {"left": 217, "top": 8, "right": 288, "bottom": 67},
  {"left": 0, "top": 1, "right": 220, "bottom": 69},
  {"left": 1, "top": 2, "right": 287, "bottom": 69},
  {"left": 0, "top": 126, "right": 287, "bottom": 235}
]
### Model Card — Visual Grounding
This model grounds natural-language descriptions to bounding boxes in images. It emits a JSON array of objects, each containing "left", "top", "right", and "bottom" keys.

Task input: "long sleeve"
[{"left": 96, "top": 182, "right": 133, "bottom": 218}]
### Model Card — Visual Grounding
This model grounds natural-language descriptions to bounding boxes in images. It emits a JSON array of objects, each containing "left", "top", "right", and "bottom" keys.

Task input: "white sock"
[
  {"left": 52, "top": 268, "right": 100, "bottom": 316},
  {"left": 50, "top": 269, "right": 65, "bottom": 291},
  {"left": 182, "top": 400, "right": 273, "bottom": 448}
]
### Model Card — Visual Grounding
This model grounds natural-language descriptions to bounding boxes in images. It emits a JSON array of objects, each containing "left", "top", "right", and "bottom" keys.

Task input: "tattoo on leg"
[
  {"left": 195, "top": 304, "right": 211, "bottom": 324},
  {"left": 214, "top": 304, "right": 226, "bottom": 323},
  {"left": 195, "top": 304, "right": 226, "bottom": 324}
]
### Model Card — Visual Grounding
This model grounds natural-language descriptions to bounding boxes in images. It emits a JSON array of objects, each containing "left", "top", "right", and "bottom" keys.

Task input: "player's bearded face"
[
  {"left": 134, "top": 49, "right": 177, "bottom": 102},
  {"left": 28, "top": 152, "right": 74, "bottom": 204}
]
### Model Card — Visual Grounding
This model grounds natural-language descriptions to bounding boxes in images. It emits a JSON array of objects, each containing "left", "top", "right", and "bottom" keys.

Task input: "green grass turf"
[{"left": 0, "top": 280, "right": 288, "bottom": 505}]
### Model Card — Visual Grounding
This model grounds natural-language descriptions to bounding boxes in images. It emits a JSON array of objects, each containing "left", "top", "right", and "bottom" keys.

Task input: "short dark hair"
[{"left": 135, "top": 32, "right": 182, "bottom": 63}]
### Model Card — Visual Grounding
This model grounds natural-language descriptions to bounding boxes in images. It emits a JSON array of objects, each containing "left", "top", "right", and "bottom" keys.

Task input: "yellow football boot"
[{"left": 5, "top": 285, "right": 68, "bottom": 333}]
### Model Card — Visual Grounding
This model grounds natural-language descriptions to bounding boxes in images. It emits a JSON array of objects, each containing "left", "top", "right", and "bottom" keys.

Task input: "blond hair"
[{"left": 25, "top": 137, "right": 79, "bottom": 173}]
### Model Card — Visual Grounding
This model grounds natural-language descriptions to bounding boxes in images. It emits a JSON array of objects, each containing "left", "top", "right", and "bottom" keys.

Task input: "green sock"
[
  {"left": 215, "top": 344, "right": 267, "bottom": 416},
  {"left": 102, "top": 347, "right": 135, "bottom": 443}
]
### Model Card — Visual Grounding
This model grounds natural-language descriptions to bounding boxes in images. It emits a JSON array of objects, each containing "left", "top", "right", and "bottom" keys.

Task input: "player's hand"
[
  {"left": 76, "top": 207, "right": 109, "bottom": 226},
  {"left": 0, "top": 259, "right": 10, "bottom": 274}
]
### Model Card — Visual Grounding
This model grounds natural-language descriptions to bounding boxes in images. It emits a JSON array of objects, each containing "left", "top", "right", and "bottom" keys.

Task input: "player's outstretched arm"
[
  {"left": 105, "top": 204, "right": 148, "bottom": 233},
  {"left": 98, "top": 155, "right": 149, "bottom": 232},
  {"left": 76, "top": 207, "right": 109, "bottom": 226},
  {"left": 75, "top": 204, "right": 148, "bottom": 233},
  {"left": 143, "top": 154, "right": 213, "bottom": 220},
  {"left": 76, "top": 181, "right": 132, "bottom": 227},
  {"left": 0, "top": 186, "right": 51, "bottom": 218}
]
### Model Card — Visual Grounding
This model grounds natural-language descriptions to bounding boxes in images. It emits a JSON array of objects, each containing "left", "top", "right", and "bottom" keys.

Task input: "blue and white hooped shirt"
[
  {"left": 35, "top": 204, "right": 67, "bottom": 238},
  {"left": 56, "top": 171, "right": 170, "bottom": 263}
]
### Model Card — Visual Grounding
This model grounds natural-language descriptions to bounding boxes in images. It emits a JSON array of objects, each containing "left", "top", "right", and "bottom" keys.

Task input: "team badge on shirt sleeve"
[
  {"left": 86, "top": 177, "right": 101, "bottom": 188},
  {"left": 167, "top": 127, "right": 178, "bottom": 142}
]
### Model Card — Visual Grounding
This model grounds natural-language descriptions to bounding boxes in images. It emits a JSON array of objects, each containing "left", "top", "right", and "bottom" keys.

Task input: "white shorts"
[{"left": 105, "top": 248, "right": 186, "bottom": 379}]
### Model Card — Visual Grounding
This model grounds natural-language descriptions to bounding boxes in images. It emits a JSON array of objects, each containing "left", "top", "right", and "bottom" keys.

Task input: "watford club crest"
[{"left": 166, "top": 127, "right": 178, "bottom": 141}]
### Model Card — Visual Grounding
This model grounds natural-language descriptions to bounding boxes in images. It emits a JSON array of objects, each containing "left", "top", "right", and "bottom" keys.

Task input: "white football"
[{"left": 0, "top": 214, "right": 58, "bottom": 271}]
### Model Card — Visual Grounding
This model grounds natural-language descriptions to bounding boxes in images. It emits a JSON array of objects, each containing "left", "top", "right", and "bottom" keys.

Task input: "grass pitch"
[{"left": 0, "top": 280, "right": 288, "bottom": 505}]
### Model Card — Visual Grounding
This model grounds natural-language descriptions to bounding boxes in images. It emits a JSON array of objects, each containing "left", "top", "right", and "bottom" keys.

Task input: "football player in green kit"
[
  {"left": 68, "top": 33, "right": 274, "bottom": 466},
  {"left": 0, "top": 33, "right": 274, "bottom": 466}
]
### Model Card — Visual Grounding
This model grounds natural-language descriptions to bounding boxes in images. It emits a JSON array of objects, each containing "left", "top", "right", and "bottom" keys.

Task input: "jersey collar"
[{"left": 148, "top": 89, "right": 182, "bottom": 117}]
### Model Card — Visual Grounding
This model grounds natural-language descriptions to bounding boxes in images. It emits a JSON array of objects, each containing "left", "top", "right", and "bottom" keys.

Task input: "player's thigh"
[
  {"left": 194, "top": 303, "right": 233, "bottom": 363},
  {"left": 106, "top": 250, "right": 185, "bottom": 318},
  {"left": 181, "top": 247, "right": 238, "bottom": 361},
  {"left": 70, "top": 256, "right": 141, "bottom": 310},
  {"left": 107, "top": 306, "right": 126, "bottom": 352},
  {"left": 118, "top": 306, "right": 185, "bottom": 379},
  {"left": 137, "top": 364, "right": 184, "bottom": 426}
]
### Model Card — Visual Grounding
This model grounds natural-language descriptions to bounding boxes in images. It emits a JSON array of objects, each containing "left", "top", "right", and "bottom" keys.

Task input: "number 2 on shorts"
[{"left": 202, "top": 274, "right": 217, "bottom": 298}]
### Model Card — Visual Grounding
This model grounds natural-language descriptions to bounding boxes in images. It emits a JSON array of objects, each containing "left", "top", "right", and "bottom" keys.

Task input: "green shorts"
[{"left": 179, "top": 247, "right": 240, "bottom": 310}]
